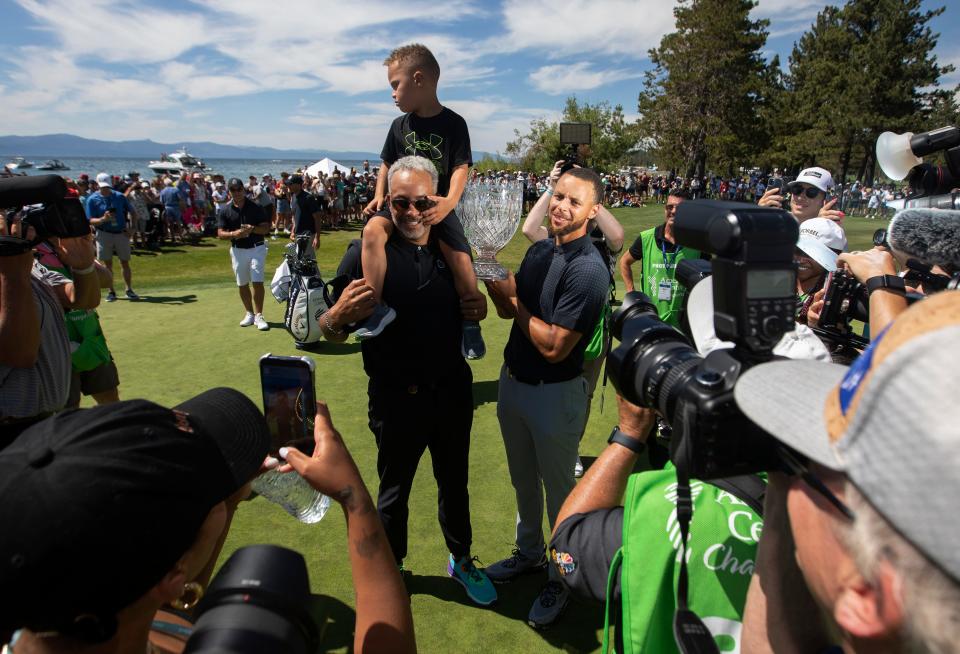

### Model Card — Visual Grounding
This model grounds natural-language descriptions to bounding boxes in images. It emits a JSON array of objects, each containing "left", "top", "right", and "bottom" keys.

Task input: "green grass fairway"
[{"left": 87, "top": 205, "right": 886, "bottom": 653}]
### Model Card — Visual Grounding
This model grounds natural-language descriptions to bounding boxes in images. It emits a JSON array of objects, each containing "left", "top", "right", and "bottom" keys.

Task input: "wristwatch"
[
  {"left": 865, "top": 274, "right": 906, "bottom": 296},
  {"left": 607, "top": 426, "right": 646, "bottom": 455}
]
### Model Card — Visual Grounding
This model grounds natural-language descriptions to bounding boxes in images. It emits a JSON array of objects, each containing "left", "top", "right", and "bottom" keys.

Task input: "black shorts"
[{"left": 68, "top": 359, "right": 119, "bottom": 406}]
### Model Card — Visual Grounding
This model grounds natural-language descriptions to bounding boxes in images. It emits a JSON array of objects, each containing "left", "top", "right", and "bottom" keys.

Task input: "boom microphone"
[{"left": 888, "top": 208, "right": 960, "bottom": 269}]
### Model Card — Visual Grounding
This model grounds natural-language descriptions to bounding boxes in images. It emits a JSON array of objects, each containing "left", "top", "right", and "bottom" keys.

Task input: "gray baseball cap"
[{"left": 734, "top": 292, "right": 960, "bottom": 581}]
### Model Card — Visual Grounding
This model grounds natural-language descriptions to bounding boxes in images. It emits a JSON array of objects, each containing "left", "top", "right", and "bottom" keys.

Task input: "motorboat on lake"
[
  {"left": 147, "top": 148, "right": 213, "bottom": 176},
  {"left": 36, "top": 159, "right": 70, "bottom": 171},
  {"left": 7, "top": 156, "right": 34, "bottom": 169}
]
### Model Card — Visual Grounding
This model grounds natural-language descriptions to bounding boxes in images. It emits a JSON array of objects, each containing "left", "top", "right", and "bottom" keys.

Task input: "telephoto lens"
[{"left": 184, "top": 545, "right": 320, "bottom": 654}]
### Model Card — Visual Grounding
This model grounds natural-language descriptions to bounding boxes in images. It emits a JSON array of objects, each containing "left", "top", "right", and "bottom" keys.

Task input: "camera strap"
[{"left": 671, "top": 433, "right": 722, "bottom": 654}]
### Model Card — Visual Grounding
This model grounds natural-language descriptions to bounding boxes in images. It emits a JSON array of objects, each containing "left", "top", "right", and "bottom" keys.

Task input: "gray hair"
[
  {"left": 387, "top": 156, "right": 438, "bottom": 195},
  {"left": 841, "top": 483, "right": 960, "bottom": 653}
]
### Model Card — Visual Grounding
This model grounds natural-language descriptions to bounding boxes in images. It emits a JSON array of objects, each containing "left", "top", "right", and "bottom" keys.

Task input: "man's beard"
[{"left": 547, "top": 215, "right": 586, "bottom": 237}]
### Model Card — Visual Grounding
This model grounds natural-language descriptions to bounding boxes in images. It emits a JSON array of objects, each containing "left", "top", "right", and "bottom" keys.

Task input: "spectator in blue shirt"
[{"left": 85, "top": 173, "right": 138, "bottom": 302}]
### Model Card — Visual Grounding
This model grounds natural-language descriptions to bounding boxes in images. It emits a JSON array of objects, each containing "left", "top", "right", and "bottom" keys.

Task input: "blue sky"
[{"left": 1, "top": 0, "right": 956, "bottom": 154}]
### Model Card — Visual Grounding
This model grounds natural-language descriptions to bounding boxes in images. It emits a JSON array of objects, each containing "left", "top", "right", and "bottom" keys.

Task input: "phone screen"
[{"left": 260, "top": 356, "right": 315, "bottom": 454}]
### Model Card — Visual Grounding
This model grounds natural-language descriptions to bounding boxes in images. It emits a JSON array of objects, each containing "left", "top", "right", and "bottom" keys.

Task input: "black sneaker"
[
  {"left": 354, "top": 304, "right": 396, "bottom": 341},
  {"left": 461, "top": 320, "right": 486, "bottom": 360}
]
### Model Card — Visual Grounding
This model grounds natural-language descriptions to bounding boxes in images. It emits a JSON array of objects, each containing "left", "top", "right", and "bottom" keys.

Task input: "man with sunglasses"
[
  {"left": 618, "top": 189, "right": 703, "bottom": 329},
  {"left": 758, "top": 166, "right": 845, "bottom": 224},
  {"left": 737, "top": 291, "right": 960, "bottom": 654},
  {"left": 216, "top": 177, "right": 271, "bottom": 331},
  {"left": 320, "top": 155, "right": 496, "bottom": 607}
]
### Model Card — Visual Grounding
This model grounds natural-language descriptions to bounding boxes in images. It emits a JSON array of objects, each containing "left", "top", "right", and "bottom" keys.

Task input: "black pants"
[{"left": 367, "top": 363, "right": 473, "bottom": 563}]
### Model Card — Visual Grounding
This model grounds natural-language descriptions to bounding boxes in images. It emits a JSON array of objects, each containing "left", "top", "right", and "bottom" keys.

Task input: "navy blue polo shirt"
[{"left": 504, "top": 233, "right": 609, "bottom": 383}]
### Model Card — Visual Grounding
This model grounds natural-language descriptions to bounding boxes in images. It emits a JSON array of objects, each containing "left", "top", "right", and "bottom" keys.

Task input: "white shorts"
[{"left": 230, "top": 243, "right": 266, "bottom": 286}]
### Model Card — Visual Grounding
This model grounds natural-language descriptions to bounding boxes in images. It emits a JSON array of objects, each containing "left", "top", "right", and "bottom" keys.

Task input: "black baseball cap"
[
  {"left": 285, "top": 174, "right": 303, "bottom": 186},
  {"left": 227, "top": 177, "right": 245, "bottom": 190},
  {"left": 0, "top": 388, "right": 270, "bottom": 639}
]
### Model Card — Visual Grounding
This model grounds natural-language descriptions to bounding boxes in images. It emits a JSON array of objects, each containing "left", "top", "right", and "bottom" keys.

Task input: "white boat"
[
  {"left": 36, "top": 159, "right": 70, "bottom": 171},
  {"left": 7, "top": 156, "right": 34, "bottom": 169},
  {"left": 147, "top": 148, "right": 213, "bottom": 176}
]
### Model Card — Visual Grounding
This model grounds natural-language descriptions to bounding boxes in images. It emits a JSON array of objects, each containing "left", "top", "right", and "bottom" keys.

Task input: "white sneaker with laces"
[
  {"left": 239, "top": 312, "right": 255, "bottom": 327},
  {"left": 254, "top": 313, "right": 269, "bottom": 331}
]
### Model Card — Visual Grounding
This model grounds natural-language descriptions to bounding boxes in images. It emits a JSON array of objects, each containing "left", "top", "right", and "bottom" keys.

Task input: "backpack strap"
[{"left": 602, "top": 547, "right": 624, "bottom": 654}]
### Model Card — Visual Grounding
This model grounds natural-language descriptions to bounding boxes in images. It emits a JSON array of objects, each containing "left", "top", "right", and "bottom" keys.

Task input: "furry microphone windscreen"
[{"left": 888, "top": 209, "right": 960, "bottom": 268}]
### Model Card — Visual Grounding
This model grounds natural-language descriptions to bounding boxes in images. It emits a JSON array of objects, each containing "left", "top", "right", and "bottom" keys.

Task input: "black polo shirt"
[
  {"left": 292, "top": 190, "right": 320, "bottom": 235},
  {"left": 216, "top": 199, "right": 267, "bottom": 248},
  {"left": 336, "top": 233, "right": 464, "bottom": 384},
  {"left": 504, "top": 234, "right": 609, "bottom": 383}
]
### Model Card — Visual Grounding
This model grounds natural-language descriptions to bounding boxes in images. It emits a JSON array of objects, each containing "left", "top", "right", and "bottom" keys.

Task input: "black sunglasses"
[
  {"left": 788, "top": 185, "right": 823, "bottom": 199},
  {"left": 390, "top": 196, "right": 436, "bottom": 212},
  {"left": 778, "top": 447, "right": 855, "bottom": 521}
]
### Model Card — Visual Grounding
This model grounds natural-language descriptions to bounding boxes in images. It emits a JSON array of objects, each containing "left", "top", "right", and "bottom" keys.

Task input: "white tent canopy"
[{"left": 305, "top": 157, "right": 351, "bottom": 178}]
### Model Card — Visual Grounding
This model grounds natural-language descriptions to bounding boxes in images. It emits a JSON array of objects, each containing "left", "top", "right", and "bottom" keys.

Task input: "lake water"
[{"left": 4, "top": 156, "right": 371, "bottom": 181}]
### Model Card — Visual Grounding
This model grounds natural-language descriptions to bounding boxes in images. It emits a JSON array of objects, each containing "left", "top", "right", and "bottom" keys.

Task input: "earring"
[{"left": 170, "top": 581, "right": 204, "bottom": 611}]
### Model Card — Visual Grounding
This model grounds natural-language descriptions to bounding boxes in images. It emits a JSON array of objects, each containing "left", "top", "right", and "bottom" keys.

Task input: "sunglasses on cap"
[
  {"left": 788, "top": 184, "right": 823, "bottom": 199},
  {"left": 390, "top": 196, "right": 436, "bottom": 212}
]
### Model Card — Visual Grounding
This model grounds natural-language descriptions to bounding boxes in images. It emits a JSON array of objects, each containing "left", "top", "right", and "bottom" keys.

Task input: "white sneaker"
[
  {"left": 254, "top": 313, "right": 269, "bottom": 331},
  {"left": 239, "top": 312, "right": 255, "bottom": 327}
]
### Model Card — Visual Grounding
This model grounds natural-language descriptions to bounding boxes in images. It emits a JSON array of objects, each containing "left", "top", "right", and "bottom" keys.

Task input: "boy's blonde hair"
[{"left": 383, "top": 43, "right": 440, "bottom": 82}]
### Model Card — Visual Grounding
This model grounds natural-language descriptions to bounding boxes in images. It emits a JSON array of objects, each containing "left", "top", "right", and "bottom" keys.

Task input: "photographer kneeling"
[{"left": 738, "top": 291, "right": 960, "bottom": 654}]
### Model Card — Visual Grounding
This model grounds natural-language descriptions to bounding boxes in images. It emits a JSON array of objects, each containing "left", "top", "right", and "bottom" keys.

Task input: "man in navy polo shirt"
[
  {"left": 484, "top": 167, "right": 610, "bottom": 628},
  {"left": 85, "top": 172, "right": 138, "bottom": 302}
]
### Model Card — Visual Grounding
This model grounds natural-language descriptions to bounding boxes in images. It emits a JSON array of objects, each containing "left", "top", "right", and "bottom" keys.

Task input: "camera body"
[
  {"left": 0, "top": 175, "right": 91, "bottom": 256},
  {"left": 608, "top": 201, "right": 798, "bottom": 478}
]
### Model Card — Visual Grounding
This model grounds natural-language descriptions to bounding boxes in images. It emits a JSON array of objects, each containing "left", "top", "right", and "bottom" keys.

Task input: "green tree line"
[{"left": 505, "top": 0, "right": 958, "bottom": 183}]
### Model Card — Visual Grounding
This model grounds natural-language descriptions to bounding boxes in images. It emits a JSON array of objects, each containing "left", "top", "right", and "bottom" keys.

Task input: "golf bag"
[{"left": 279, "top": 237, "right": 331, "bottom": 346}]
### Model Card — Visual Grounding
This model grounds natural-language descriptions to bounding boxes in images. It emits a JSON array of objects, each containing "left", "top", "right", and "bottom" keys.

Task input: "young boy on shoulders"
[{"left": 361, "top": 43, "right": 485, "bottom": 358}]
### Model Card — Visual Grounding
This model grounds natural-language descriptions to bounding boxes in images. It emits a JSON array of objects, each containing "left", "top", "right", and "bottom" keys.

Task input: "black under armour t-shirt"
[{"left": 380, "top": 106, "right": 472, "bottom": 197}]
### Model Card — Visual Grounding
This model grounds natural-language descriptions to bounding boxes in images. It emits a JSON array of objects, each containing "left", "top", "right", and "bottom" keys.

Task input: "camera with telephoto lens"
[
  {"left": 606, "top": 200, "right": 798, "bottom": 479},
  {"left": 184, "top": 545, "right": 320, "bottom": 654},
  {"left": 0, "top": 175, "right": 90, "bottom": 256}
]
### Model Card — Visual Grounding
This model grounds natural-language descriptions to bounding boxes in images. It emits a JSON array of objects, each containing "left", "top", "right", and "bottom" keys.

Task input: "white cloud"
[
  {"left": 529, "top": 63, "right": 640, "bottom": 95},
  {"left": 496, "top": 0, "right": 677, "bottom": 58}
]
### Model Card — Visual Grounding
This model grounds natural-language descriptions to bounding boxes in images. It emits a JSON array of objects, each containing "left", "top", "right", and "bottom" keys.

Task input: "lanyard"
[{"left": 661, "top": 239, "right": 680, "bottom": 270}]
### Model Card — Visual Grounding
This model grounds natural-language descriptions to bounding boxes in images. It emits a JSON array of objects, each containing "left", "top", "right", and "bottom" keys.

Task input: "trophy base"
[{"left": 473, "top": 260, "right": 508, "bottom": 281}]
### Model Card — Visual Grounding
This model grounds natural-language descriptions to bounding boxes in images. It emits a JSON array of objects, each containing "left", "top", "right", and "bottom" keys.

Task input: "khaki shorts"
[{"left": 96, "top": 230, "right": 131, "bottom": 261}]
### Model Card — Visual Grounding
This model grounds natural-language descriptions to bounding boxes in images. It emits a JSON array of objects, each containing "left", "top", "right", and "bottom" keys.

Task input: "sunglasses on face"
[
  {"left": 778, "top": 447, "right": 855, "bottom": 521},
  {"left": 390, "top": 196, "right": 436, "bottom": 212},
  {"left": 789, "top": 185, "right": 823, "bottom": 199}
]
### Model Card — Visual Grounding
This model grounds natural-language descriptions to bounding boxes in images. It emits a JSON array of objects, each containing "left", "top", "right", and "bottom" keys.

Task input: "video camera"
[
  {"left": 877, "top": 126, "right": 960, "bottom": 210},
  {"left": 559, "top": 122, "right": 591, "bottom": 175},
  {"left": 607, "top": 200, "right": 798, "bottom": 478},
  {"left": 184, "top": 545, "right": 320, "bottom": 654},
  {"left": 0, "top": 175, "right": 90, "bottom": 256}
]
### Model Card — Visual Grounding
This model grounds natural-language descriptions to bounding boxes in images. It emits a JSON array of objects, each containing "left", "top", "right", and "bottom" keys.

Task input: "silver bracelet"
[
  {"left": 70, "top": 264, "right": 96, "bottom": 276},
  {"left": 323, "top": 311, "right": 344, "bottom": 335}
]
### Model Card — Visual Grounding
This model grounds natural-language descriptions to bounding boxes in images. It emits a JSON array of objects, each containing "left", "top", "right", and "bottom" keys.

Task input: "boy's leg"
[
  {"left": 354, "top": 211, "right": 397, "bottom": 340},
  {"left": 436, "top": 211, "right": 486, "bottom": 360}
]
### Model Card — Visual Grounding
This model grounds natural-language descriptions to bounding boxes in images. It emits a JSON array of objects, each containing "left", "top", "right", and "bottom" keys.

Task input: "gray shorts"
[{"left": 95, "top": 230, "right": 131, "bottom": 261}]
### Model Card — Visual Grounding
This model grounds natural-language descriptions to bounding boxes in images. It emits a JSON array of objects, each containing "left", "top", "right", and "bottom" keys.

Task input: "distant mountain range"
[{"left": 0, "top": 133, "right": 497, "bottom": 162}]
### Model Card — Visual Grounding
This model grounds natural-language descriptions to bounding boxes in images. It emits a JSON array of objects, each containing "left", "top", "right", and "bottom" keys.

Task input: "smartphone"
[{"left": 259, "top": 353, "right": 316, "bottom": 455}]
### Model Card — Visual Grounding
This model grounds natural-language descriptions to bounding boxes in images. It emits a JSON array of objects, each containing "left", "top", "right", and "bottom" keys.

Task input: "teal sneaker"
[{"left": 447, "top": 554, "right": 497, "bottom": 607}]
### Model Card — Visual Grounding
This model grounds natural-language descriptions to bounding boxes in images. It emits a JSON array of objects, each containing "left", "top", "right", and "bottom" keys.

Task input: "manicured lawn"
[{"left": 89, "top": 204, "right": 885, "bottom": 653}]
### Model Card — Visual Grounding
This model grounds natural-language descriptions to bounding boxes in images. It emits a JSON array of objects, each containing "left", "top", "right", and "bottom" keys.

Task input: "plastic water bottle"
[{"left": 252, "top": 470, "right": 330, "bottom": 524}]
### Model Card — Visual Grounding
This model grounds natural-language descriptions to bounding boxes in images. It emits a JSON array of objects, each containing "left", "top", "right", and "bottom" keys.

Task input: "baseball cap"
[
  {"left": 227, "top": 177, "right": 245, "bottom": 190},
  {"left": 789, "top": 167, "right": 834, "bottom": 194},
  {"left": 286, "top": 174, "right": 304, "bottom": 186},
  {"left": 796, "top": 217, "right": 847, "bottom": 271},
  {"left": 734, "top": 292, "right": 960, "bottom": 581},
  {"left": 139, "top": 181, "right": 150, "bottom": 189},
  {"left": 95, "top": 172, "right": 112, "bottom": 189},
  {"left": 0, "top": 388, "right": 270, "bottom": 637}
]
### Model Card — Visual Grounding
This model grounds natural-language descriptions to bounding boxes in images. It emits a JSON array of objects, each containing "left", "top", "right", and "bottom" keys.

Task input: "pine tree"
[{"left": 637, "top": 0, "right": 770, "bottom": 177}]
